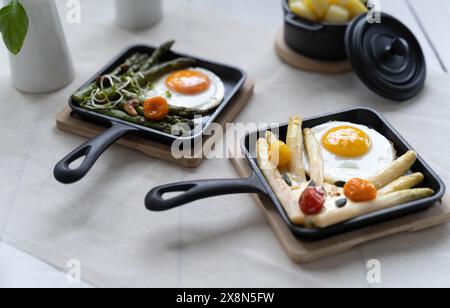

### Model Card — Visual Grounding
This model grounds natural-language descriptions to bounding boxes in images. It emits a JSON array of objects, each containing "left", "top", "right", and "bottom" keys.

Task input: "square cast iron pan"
[
  {"left": 54, "top": 44, "right": 246, "bottom": 184},
  {"left": 242, "top": 108, "right": 446, "bottom": 240},
  {"left": 146, "top": 108, "right": 446, "bottom": 240},
  {"left": 70, "top": 44, "right": 247, "bottom": 145}
]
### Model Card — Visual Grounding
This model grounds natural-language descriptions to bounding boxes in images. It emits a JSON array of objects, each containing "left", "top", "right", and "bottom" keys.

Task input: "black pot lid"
[{"left": 345, "top": 13, "right": 426, "bottom": 101}]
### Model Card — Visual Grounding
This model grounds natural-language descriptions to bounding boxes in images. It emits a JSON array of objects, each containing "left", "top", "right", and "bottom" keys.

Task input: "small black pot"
[
  {"left": 282, "top": 0, "right": 427, "bottom": 101},
  {"left": 283, "top": 0, "right": 351, "bottom": 61}
]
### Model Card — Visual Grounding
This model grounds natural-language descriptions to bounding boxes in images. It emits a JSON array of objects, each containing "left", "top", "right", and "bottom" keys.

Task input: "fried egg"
[
  {"left": 304, "top": 121, "right": 396, "bottom": 183},
  {"left": 149, "top": 67, "right": 225, "bottom": 111}
]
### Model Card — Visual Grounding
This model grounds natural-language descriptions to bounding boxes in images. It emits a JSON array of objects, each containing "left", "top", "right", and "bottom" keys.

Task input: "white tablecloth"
[{"left": 0, "top": 0, "right": 449, "bottom": 287}]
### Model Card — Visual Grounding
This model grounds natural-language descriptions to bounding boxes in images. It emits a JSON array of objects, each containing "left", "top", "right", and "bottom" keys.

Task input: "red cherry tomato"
[{"left": 299, "top": 186, "right": 326, "bottom": 215}]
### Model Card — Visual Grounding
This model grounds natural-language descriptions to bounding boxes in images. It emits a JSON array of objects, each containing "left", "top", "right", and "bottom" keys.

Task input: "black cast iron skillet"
[
  {"left": 283, "top": 0, "right": 352, "bottom": 60},
  {"left": 146, "top": 108, "right": 446, "bottom": 240},
  {"left": 54, "top": 45, "right": 247, "bottom": 184}
]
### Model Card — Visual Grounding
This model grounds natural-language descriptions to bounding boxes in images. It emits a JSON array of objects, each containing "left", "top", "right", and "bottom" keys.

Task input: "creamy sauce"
[{"left": 288, "top": 174, "right": 345, "bottom": 225}]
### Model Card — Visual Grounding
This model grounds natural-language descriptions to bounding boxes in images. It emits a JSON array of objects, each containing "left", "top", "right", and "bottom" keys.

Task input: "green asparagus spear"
[
  {"left": 72, "top": 84, "right": 98, "bottom": 104},
  {"left": 116, "top": 101, "right": 195, "bottom": 128},
  {"left": 138, "top": 58, "right": 196, "bottom": 86},
  {"left": 96, "top": 109, "right": 189, "bottom": 136},
  {"left": 129, "top": 54, "right": 150, "bottom": 73},
  {"left": 96, "top": 57, "right": 196, "bottom": 100},
  {"left": 72, "top": 52, "right": 148, "bottom": 103},
  {"left": 168, "top": 105, "right": 208, "bottom": 118},
  {"left": 139, "top": 40, "right": 175, "bottom": 72},
  {"left": 166, "top": 115, "right": 195, "bottom": 128},
  {"left": 111, "top": 53, "right": 143, "bottom": 75},
  {"left": 116, "top": 98, "right": 203, "bottom": 122}
]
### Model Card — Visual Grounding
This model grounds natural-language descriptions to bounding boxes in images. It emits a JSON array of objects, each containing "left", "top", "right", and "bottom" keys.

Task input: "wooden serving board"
[
  {"left": 230, "top": 154, "right": 450, "bottom": 264},
  {"left": 275, "top": 29, "right": 353, "bottom": 74},
  {"left": 56, "top": 79, "right": 254, "bottom": 168}
]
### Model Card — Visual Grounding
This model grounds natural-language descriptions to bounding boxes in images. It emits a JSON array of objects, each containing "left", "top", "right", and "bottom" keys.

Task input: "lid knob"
[{"left": 385, "top": 38, "right": 409, "bottom": 57}]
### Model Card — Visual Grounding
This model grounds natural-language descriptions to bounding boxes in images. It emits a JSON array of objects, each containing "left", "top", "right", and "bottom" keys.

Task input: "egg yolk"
[
  {"left": 165, "top": 70, "right": 210, "bottom": 95},
  {"left": 322, "top": 126, "right": 371, "bottom": 157}
]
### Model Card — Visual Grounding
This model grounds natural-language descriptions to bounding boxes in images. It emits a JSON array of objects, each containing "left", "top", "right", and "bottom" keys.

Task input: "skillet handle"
[
  {"left": 145, "top": 172, "right": 267, "bottom": 212},
  {"left": 54, "top": 123, "right": 137, "bottom": 184}
]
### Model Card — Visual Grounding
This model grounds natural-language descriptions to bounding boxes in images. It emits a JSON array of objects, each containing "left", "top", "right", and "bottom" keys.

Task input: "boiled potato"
[
  {"left": 304, "top": 0, "right": 330, "bottom": 19},
  {"left": 346, "top": 0, "right": 368, "bottom": 18},
  {"left": 329, "top": 0, "right": 348, "bottom": 5},
  {"left": 290, "top": 0, "right": 318, "bottom": 21},
  {"left": 289, "top": 0, "right": 368, "bottom": 24},
  {"left": 323, "top": 4, "right": 350, "bottom": 23}
]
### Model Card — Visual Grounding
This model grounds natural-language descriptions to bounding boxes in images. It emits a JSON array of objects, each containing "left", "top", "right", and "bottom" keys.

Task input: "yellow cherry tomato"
[{"left": 269, "top": 140, "right": 292, "bottom": 168}]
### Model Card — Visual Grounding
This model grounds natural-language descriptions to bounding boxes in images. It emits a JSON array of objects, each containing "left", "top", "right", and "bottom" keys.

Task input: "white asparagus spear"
[
  {"left": 265, "top": 131, "right": 278, "bottom": 144},
  {"left": 287, "top": 116, "right": 307, "bottom": 184},
  {"left": 304, "top": 128, "right": 324, "bottom": 186},
  {"left": 265, "top": 131, "right": 282, "bottom": 167},
  {"left": 257, "top": 138, "right": 305, "bottom": 225},
  {"left": 379, "top": 172, "right": 424, "bottom": 196},
  {"left": 314, "top": 188, "right": 435, "bottom": 228},
  {"left": 368, "top": 151, "right": 418, "bottom": 189}
]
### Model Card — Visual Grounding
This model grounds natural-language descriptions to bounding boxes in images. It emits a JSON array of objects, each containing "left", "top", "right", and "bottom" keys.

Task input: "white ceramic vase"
[
  {"left": 115, "top": 0, "right": 163, "bottom": 30},
  {"left": 7, "top": 0, "right": 75, "bottom": 94}
]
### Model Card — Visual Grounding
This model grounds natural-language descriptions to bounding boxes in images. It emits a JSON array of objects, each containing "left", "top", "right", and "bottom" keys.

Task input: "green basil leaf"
[{"left": 0, "top": 0, "right": 29, "bottom": 55}]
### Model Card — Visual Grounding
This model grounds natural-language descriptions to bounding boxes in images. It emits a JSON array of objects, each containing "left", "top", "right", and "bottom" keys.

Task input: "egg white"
[
  {"left": 147, "top": 67, "right": 225, "bottom": 111},
  {"left": 304, "top": 121, "right": 397, "bottom": 183}
]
